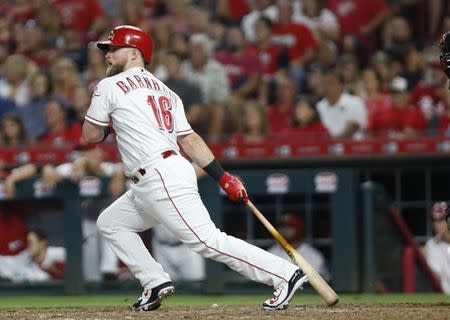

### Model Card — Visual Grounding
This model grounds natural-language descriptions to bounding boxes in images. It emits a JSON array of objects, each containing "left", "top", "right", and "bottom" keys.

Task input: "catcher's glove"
[{"left": 439, "top": 31, "right": 450, "bottom": 84}]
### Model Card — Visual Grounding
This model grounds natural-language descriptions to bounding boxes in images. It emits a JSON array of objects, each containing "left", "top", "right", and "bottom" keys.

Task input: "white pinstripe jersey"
[{"left": 85, "top": 67, "right": 193, "bottom": 176}]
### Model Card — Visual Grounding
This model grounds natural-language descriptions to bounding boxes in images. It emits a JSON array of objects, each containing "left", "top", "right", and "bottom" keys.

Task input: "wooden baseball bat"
[{"left": 246, "top": 200, "right": 339, "bottom": 307}]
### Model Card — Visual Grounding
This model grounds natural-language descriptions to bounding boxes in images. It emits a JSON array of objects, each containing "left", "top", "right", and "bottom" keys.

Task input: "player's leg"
[
  {"left": 96, "top": 191, "right": 171, "bottom": 289},
  {"left": 132, "top": 156, "right": 303, "bottom": 297}
]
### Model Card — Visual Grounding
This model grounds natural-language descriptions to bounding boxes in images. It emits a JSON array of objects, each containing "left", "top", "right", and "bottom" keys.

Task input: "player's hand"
[{"left": 219, "top": 172, "right": 248, "bottom": 203}]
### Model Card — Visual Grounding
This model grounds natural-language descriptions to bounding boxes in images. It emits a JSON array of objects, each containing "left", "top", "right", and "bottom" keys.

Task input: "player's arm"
[
  {"left": 82, "top": 121, "right": 110, "bottom": 144},
  {"left": 177, "top": 132, "right": 248, "bottom": 203}
]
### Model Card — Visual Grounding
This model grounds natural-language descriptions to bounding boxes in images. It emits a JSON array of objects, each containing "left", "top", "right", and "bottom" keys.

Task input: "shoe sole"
[
  {"left": 262, "top": 274, "right": 309, "bottom": 311},
  {"left": 133, "top": 286, "right": 175, "bottom": 311}
]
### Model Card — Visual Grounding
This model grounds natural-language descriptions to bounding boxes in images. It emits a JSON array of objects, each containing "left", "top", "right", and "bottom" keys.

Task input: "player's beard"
[{"left": 106, "top": 64, "right": 123, "bottom": 77}]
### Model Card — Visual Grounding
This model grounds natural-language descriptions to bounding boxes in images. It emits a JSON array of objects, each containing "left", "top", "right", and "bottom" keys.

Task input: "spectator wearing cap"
[
  {"left": 424, "top": 202, "right": 450, "bottom": 294},
  {"left": 373, "top": 76, "right": 426, "bottom": 138},
  {"left": 317, "top": 69, "right": 367, "bottom": 139},
  {"left": 268, "top": 213, "right": 329, "bottom": 280}
]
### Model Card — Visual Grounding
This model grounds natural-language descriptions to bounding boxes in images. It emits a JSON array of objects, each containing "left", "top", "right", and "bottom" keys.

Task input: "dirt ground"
[{"left": 1, "top": 303, "right": 450, "bottom": 320}]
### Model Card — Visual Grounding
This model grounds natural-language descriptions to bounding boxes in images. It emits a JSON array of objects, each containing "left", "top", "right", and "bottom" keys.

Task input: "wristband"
[
  {"left": 99, "top": 125, "right": 111, "bottom": 143},
  {"left": 202, "top": 159, "right": 225, "bottom": 181}
]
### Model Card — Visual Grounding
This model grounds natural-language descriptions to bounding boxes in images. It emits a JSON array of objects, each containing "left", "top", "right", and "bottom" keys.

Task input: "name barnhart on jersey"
[{"left": 115, "top": 75, "right": 176, "bottom": 99}]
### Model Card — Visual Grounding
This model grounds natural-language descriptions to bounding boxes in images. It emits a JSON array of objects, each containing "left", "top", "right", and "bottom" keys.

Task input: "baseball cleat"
[
  {"left": 262, "top": 269, "right": 308, "bottom": 310},
  {"left": 132, "top": 281, "right": 175, "bottom": 311}
]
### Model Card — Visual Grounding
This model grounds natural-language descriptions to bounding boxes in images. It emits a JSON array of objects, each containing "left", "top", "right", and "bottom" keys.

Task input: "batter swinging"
[{"left": 82, "top": 25, "right": 308, "bottom": 311}]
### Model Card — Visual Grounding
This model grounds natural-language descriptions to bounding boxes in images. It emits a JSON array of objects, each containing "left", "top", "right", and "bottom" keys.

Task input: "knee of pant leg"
[
  {"left": 184, "top": 227, "right": 224, "bottom": 257},
  {"left": 96, "top": 211, "right": 111, "bottom": 235}
]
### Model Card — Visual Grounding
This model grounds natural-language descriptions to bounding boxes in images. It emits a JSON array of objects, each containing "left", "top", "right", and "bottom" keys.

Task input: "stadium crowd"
[{"left": 0, "top": 0, "right": 450, "bottom": 148}]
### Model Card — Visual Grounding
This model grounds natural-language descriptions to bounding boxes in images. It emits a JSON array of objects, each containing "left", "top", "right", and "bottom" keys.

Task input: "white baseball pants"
[{"left": 96, "top": 154, "right": 298, "bottom": 290}]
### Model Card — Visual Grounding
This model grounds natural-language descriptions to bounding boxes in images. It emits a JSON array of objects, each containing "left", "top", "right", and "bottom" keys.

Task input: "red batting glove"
[{"left": 219, "top": 172, "right": 249, "bottom": 203}]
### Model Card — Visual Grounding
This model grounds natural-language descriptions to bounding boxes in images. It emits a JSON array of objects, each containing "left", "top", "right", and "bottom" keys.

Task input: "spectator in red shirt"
[
  {"left": 40, "top": 98, "right": 81, "bottom": 146},
  {"left": 215, "top": 25, "right": 261, "bottom": 99},
  {"left": 280, "top": 96, "right": 327, "bottom": 140},
  {"left": 267, "top": 75, "right": 296, "bottom": 134},
  {"left": 50, "top": 0, "right": 107, "bottom": 43},
  {"left": 361, "top": 68, "right": 390, "bottom": 136},
  {"left": 216, "top": 0, "right": 250, "bottom": 23},
  {"left": 374, "top": 76, "right": 426, "bottom": 138},
  {"left": 271, "top": 0, "right": 318, "bottom": 92},
  {"left": 253, "top": 17, "right": 282, "bottom": 77},
  {"left": 327, "top": 0, "right": 390, "bottom": 51},
  {"left": 411, "top": 59, "right": 448, "bottom": 131}
]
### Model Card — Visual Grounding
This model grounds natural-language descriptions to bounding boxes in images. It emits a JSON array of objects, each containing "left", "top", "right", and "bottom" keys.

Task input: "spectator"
[
  {"left": 216, "top": 0, "right": 250, "bottom": 23},
  {"left": 294, "top": 0, "right": 339, "bottom": 65},
  {"left": 159, "top": 0, "right": 190, "bottom": 34},
  {"left": 60, "top": 28, "right": 88, "bottom": 71},
  {"left": 317, "top": 69, "right": 367, "bottom": 139},
  {"left": 14, "top": 20, "right": 57, "bottom": 68},
  {"left": 67, "top": 85, "right": 91, "bottom": 126},
  {"left": 187, "top": 6, "right": 210, "bottom": 34},
  {"left": 266, "top": 75, "right": 296, "bottom": 134},
  {"left": 280, "top": 96, "right": 327, "bottom": 139},
  {"left": 50, "top": 0, "right": 107, "bottom": 43},
  {"left": 1, "top": 113, "right": 29, "bottom": 147},
  {"left": 215, "top": 25, "right": 261, "bottom": 99},
  {"left": 374, "top": 76, "right": 426, "bottom": 138},
  {"left": 82, "top": 42, "right": 106, "bottom": 92},
  {"left": 424, "top": 202, "right": 450, "bottom": 294},
  {"left": 39, "top": 98, "right": 82, "bottom": 146},
  {"left": 113, "top": 0, "right": 152, "bottom": 31},
  {"left": 164, "top": 51, "right": 203, "bottom": 132},
  {"left": 182, "top": 34, "right": 230, "bottom": 140},
  {"left": 361, "top": 68, "right": 390, "bottom": 136},
  {"left": 241, "top": 0, "right": 277, "bottom": 43},
  {"left": 411, "top": 59, "right": 448, "bottom": 131},
  {"left": 27, "top": 229, "right": 66, "bottom": 280},
  {"left": 328, "top": 0, "right": 390, "bottom": 51},
  {"left": 271, "top": 0, "right": 318, "bottom": 92},
  {"left": 0, "top": 54, "right": 36, "bottom": 108},
  {"left": 168, "top": 32, "right": 189, "bottom": 60},
  {"left": 232, "top": 100, "right": 268, "bottom": 144},
  {"left": 19, "top": 71, "right": 51, "bottom": 139},
  {"left": 49, "top": 57, "right": 81, "bottom": 104},
  {"left": 253, "top": 17, "right": 282, "bottom": 78},
  {"left": 268, "top": 213, "right": 329, "bottom": 280},
  {"left": 305, "top": 63, "right": 326, "bottom": 101},
  {"left": 34, "top": 4, "right": 62, "bottom": 49},
  {"left": 383, "top": 16, "right": 417, "bottom": 62},
  {"left": 151, "top": 224, "right": 205, "bottom": 281},
  {"left": 337, "top": 54, "right": 363, "bottom": 96}
]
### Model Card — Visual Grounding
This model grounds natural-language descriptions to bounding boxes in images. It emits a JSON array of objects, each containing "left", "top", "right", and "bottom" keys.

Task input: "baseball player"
[{"left": 82, "top": 25, "right": 308, "bottom": 311}]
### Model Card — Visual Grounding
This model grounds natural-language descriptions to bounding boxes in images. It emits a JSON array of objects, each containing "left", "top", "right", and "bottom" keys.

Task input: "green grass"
[{"left": 0, "top": 294, "right": 447, "bottom": 309}]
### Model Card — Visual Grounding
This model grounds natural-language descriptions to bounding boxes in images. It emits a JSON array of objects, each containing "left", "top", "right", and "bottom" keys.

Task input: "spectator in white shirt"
[{"left": 317, "top": 69, "right": 367, "bottom": 139}]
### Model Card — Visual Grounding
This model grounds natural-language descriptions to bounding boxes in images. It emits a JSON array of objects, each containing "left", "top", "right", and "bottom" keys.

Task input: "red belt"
[{"left": 130, "top": 150, "right": 176, "bottom": 183}]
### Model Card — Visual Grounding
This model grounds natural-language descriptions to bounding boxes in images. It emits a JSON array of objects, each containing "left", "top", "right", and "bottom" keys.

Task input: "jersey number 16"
[{"left": 147, "top": 95, "right": 173, "bottom": 132}]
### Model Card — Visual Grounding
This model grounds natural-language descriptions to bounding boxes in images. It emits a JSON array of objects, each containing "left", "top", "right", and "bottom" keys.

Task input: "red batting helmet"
[{"left": 97, "top": 25, "right": 153, "bottom": 64}]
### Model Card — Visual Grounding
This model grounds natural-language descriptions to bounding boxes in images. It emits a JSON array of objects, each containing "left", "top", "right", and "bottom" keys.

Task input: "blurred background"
[{"left": 0, "top": 0, "right": 450, "bottom": 297}]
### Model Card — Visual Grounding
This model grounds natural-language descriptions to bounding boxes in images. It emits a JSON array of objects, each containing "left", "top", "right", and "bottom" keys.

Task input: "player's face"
[{"left": 104, "top": 46, "right": 129, "bottom": 77}]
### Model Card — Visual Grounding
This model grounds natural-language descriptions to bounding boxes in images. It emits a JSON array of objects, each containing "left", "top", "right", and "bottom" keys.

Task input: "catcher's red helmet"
[{"left": 97, "top": 25, "right": 152, "bottom": 64}]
